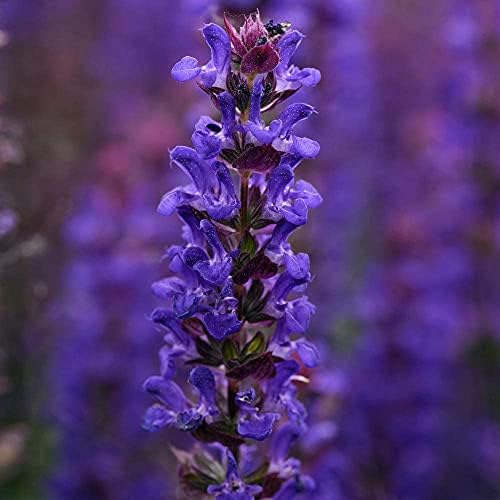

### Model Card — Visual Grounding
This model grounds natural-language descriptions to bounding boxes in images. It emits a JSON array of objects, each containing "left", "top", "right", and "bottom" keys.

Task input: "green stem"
[
  {"left": 240, "top": 73, "right": 255, "bottom": 124},
  {"left": 240, "top": 171, "right": 250, "bottom": 235},
  {"left": 228, "top": 75, "right": 256, "bottom": 462},
  {"left": 227, "top": 378, "right": 239, "bottom": 421},
  {"left": 227, "top": 377, "right": 241, "bottom": 462}
]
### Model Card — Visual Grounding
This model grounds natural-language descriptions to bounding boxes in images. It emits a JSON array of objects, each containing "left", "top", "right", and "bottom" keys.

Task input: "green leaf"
[
  {"left": 226, "top": 352, "right": 276, "bottom": 381},
  {"left": 232, "top": 251, "right": 252, "bottom": 279},
  {"left": 220, "top": 148, "right": 240, "bottom": 164},
  {"left": 241, "top": 331, "right": 266, "bottom": 359},
  {"left": 222, "top": 338, "right": 239, "bottom": 362},
  {"left": 248, "top": 186, "right": 266, "bottom": 222},
  {"left": 240, "top": 230, "right": 258, "bottom": 256},
  {"left": 195, "top": 337, "right": 221, "bottom": 361},
  {"left": 180, "top": 472, "right": 214, "bottom": 492},
  {"left": 251, "top": 218, "right": 275, "bottom": 229},
  {"left": 232, "top": 256, "right": 258, "bottom": 285},
  {"left": 246, "top": 280, "right": 264, "bottom": 307},
  {"left": 185, "top": 357, "right": 222, "bottom": 367},
  {"left": 244, "top": 462, "right": 270, "bottom": 484},
  {"left": 233, "top": 252, "right": 277, "bottom": 285},
  {"left": 170, "top": 446, "right": 193, "bottom": 466},
  {"left": 246, "top": 312, "right": 276, "bottom": 324},
  {"left": 192, "top": 421, "right": 245, "bottom": 448},
  {"left": 193, "top": 453, "right": 226, "bottom": 481},
  {"left": 219, "top": 216, "right": 239, "bottom": 229}
]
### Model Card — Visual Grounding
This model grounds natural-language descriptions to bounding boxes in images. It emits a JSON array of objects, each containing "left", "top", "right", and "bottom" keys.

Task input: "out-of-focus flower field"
[{"left": 0, "top": 1, "right": 499, "bottom": 499}]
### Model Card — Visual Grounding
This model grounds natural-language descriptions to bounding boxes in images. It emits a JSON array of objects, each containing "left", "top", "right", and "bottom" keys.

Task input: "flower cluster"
[
  {"left": 49, "top": 170, "right": 172, "bottom": 500},
  {"left": 142, "top": 11, "right": 321, "bottom": 498}
]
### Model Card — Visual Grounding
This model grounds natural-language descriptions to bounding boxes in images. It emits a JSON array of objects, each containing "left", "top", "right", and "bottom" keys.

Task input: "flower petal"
[
  {"left": 195, "top": 255, "right": 232, "bottom": 286},
  {"left": 225, "top": 448, "right": 239, "bottom": 480},
  {"left": 200, "top": 219, "right": 227, "bottom": 258},
  {"left": 176, "top": 409, "right": 204, "bottom": 431},
  {"left": 157, "top": 188, "right": 197, "bottom": 216},
  {"left": 202, "top": 23, "right": 231, "bottom": 74},
  {"left": 191, "top": 130, "right": 221, "bottom": 160},
  {"left": 276, "top": 30, "right": 304, "bottom": 74},
  {"left": 267, "top": 163, "right": 294, "bottom": 205},
  {"left": 280, "top": 198, "right": 308, "bottom": 226},
  {"left": 267, "top": 360, "right": 300, "bottom": 400},
  {"left": 188, "top": 366, "right": 217, "bottom": 411},
  {"left": 283, "top": 252, "right": 310, "bottom": 280},
  {"left": 182, "top": 246, "right": 209, "bottom": 268},
  {"left": 151, "top": 276, "right": 185, "bottom": 299},
  {"left": 237, "top": 412, "right": 279, "bottom": 441},
  {"left": 249, "top": 76, "right": 264, "bottom": 123},
  {"left": 267, "top": 220, "right": 298, "bottom": 255},
  {"left": 291, "top": 136, "right": 320, "bottom": 158},
  {"left": 199, "top": 62, "right": 218, "bottom": 87},
  {"left": 285, "top": 298, "right": 315, "bottom": 333},
  {"left": 158, "top": 345, "right": 185, "bottom": 378},
  {"left": 270, "top": 422, "right": 301, "bottom": 462},
  {"left": 143, "top": 376, "right": 187, "bottom": 412},
  {"left": 142, "top": 404, "right": 175, "bottom": 431},
  {"left": 279, "top": 103, "right": 317, "bottom": 136},
  {"left": 204, "top": 311, "right": 241, "bottom": 340},
  {"left": 171, "top": 56, "right": 201, "bottom": 82},
  {"left": 217, "top": 91, "right": 236, "bottom": 136},
  {"left": 290, "top": 180, "right": 323, "bottom": 208},
  {"left": 273, "top": 475, "right": 315, "bottom": 499},
  {"left": 204, "top": 196, "right": 240, "bottom": 221},
  {"left": 296, "top": 340, "right": 319, "bottom": 367},
  {"left": 170, "top": 146, "right": 217, "bottom": 193},
  {"left": 287, "top": 67, "right": 321, "bottom": 87},
  {"left": 247, "top": 119, "right": 282, "bottom": 145},
  {"left": 151, "top": 308, "right": 191, "bottom": 346}
]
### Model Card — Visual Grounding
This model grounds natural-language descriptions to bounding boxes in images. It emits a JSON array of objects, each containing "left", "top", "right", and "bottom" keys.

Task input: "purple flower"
[
  {"left": 269, "top": 423, "right": 316, "bottom": 497},
  {"left": 247, "top": 102, "right": 320, "bottom": 159},
  {"left": 171, "top": 23, "right": 230, "bottom": 85},
  {"left": 204, "top": 310, "right": 241, "bottom": 340},
  {"left": 142, "top": 366, "right": 217, "bottom": 432},
  {"left": 235, "top": 388, "right": 280, "bottom": 441},
  {"left": 145, "top": 10, "right": 321, "bottom": 497},
  {"left": 207, "top": 449, "right": 263, "bottom": 500},
  {"left": 274, "top": 30, "right": 321, "bottom": 90}
]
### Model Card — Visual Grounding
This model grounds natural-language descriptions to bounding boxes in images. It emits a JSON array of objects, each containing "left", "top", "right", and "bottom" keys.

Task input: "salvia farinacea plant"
[{"left": 142, "top": 11, "right": 322, "bottom": 499}]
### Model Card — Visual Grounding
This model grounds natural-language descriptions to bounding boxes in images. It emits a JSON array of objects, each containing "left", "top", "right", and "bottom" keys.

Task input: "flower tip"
[
  {"left": 171, "top": 56, "right": 201, "bottom": 82},
  {"left": 200, "top": 22, "right": 213, "bottom": 31}
]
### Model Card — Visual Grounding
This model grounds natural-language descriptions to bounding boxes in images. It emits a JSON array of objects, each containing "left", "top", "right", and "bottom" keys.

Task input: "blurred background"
[{"left": 1, "top": 0, "right": 499, "bottom": 499}]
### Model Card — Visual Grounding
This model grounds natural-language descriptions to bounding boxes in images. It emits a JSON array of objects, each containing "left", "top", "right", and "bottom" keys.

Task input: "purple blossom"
[
  {"left": 236, "top": 387, "right": 280, "bottom": 441},
  {"left": 171, "top": 23, "right": 231, "bottom": 86},
  {"left": 142, "top": 366, "right": 218, "bottom": 432},
  {"left": 143, "top": 9, "right": 322, "bottom": 498},
  {"left": 207, "top": 449, "right": 263, "bottom": 500}
]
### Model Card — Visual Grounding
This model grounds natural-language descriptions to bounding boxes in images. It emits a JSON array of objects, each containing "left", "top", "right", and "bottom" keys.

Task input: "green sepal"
[
  {"left": 241, "top": 331, "right": 266, "bottom": 359},
  {"left": 222, "top": 338, "right": 239, "bottom": 363}
]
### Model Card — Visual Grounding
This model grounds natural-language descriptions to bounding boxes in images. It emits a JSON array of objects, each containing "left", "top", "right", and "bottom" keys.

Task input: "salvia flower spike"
[{"left": 144, "top": 11, "right": 322, "bottom": 499}]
